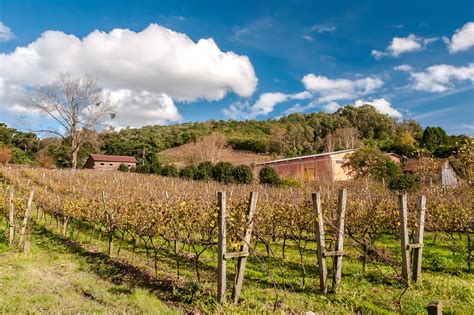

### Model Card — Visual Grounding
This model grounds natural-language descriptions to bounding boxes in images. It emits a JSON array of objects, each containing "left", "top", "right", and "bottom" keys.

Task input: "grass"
[
  {"left": 1, "top": 212, "right": 473, "bottom": 314},
  {"left": 0, "top": 220, "right": 179, "bottom": 314}
]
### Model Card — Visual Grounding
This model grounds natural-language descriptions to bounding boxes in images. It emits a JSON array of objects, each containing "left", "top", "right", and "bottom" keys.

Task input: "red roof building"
[{"left": 83, "top": 154, "right": 137, "bottom": 170}]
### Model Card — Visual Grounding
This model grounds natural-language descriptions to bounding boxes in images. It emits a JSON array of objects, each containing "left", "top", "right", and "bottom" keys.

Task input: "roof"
[
  {"left": 89, "top": 154, "right": 137, "bottom": 163},
  {"left": 256, "top": 149, "right": 355, "bottom": 165},
  {"left": 403, "top": 158, "right": 450, "bottom": 172}
]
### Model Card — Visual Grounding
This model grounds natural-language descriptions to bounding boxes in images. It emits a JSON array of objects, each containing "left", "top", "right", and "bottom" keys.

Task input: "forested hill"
[{"left": 0, "top": 105, "right": 471, "bottom": 168}]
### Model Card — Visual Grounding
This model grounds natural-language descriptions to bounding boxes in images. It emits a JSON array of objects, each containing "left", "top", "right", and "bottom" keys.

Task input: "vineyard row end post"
[
  {"left": 333, "top": 189, "right": 347, "bottom": 293},
  {"left": 399, "top": 194, "right": 411, "bottom": 283},
  {"left": 232, "top": 191, "right": 258, "bottom": 303},
  {"left": 313, "top": 191, "right": 328, "bottom": 294},
  {"left": 217, "top": 191, "right": 227, "bottom": 304},
  {"left": 8, "top": 190, "right": 14, "bottom": 246},
  {"left": 413, "top": 195, "right": 426, "bottom": 283}
]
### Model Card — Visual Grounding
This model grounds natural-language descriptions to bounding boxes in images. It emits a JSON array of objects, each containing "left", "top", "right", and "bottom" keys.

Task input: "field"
[{"left": 1, "top": 166, "right": 473, "bottom": 314}]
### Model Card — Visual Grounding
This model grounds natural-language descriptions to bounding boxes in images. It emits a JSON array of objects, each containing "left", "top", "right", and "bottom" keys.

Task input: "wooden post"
[
  {"left": 232, "top": 191, "right": 258, "bottom": 303},
  {"left": 217, "top": 191, "right": 227, "bottom": 304},
  {"left": 398, "top": 194, "right": 411, "bottom": 283},
  {"left": 413, "top": 195, "right": 426, "bottom": 283},
  {"left": 8, "top": 190, "right": 14, "bottom": 246},
  {"left": 313, "top": 191, "right": 328, "bottom": 294},
  {"left": 333, "top": 189, "right": 347, "bottom": 292},
  {"left": 427, "top": 300, "right": 442, "bottom": 315},
  {"left": 18, "top": 190, "right": 35, "bottom": 247}
]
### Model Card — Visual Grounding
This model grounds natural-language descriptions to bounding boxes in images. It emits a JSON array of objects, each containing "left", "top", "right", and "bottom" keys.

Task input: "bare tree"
[{"left": 25, "top": 73, "right": 114, "bottom": 169}]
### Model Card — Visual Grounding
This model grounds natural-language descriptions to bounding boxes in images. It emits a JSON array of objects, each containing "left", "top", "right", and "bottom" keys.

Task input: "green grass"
[
  {"left": 1, "top": 213, "right": 473, "bottom": 314},
  {"left": 0, "top": 221, "right": 179, "bottom": 314}
]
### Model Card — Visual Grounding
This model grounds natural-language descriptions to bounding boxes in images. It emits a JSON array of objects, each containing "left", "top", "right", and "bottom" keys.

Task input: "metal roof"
[
  {"left": 89, "top": 154, "right": 137, "bottom": 163},
  {"left": 256, "top": 149, "right": 355, "bottom": 165}
]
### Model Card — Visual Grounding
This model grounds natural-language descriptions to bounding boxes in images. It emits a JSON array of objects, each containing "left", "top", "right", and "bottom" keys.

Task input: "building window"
[
  {"left": 100, "top": 162, "right": 105, "bottom": 165},
  {"left": 335, "top": 159, "right": 344, "bottom": 164},
  {"left": 109, "top": 163, "right": 113, "bottom": 166}
]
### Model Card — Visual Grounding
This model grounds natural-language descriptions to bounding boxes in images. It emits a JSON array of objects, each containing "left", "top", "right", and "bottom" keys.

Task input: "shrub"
[
  {"left": 134, "top": 163, "right": 151, "bottom": 173},
  {"left": 0, "top": 147, "right": 12, "bottom": 165},
  {"left": 232, "top": 165, "right": 253, "bottom": 184},
  {"left": 195, "top": 161, "right": 214, "bottom": 180},
  {"left": 160, "top": 164, "right": 179, "bottom": 177},
  {"left": 212, "top": 161, "right": 234, "bottom": 183},
  {"left": 280, "top": 177, "right": 303, "bottom": 187},
  {"left": 36, "top": 152, "right": 55, "bottom": 168},
  {"left": 259, "top": 166, "right": 280, "bottom": 186},
  {"left": 388, "top": 173, "right": 419, "bottom": 192},
  {"left": 118, "top": 163, "right": 129, "bottom": 172},
  {"left": 179, "top": 165, "right": 197, "bottom": 180}
]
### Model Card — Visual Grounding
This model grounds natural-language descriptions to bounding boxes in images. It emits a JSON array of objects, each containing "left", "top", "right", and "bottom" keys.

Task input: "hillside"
[{"left": 0, "top": 104, "right": 471, "bottom": 169}]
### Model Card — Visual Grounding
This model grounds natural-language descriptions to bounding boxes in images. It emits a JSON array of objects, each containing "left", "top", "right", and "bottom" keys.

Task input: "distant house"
[
  {"left": 404, "top": 158, "right": 460, "bottom": 187},
  {"left": 83, "top": 154, "right": 137, "bottom": 170},
  {"left": 255, "top": 149, "right": 355, "bottom": 182}
]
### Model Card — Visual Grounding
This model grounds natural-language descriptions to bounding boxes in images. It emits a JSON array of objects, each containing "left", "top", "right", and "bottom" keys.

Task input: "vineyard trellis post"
[
  {"left": 313, "top": 191, "right": 328, "bottom": 294},
  {"left": 217, "top": 191, "right": 258, "bottom": 304},
  {"left": 313, "top": 189, "right": 347, "bottom": 294},
  {"left": 217, "top": 191, "right": 227, "bottom": 304},
  {"left": 232, "top": 191, "right": 258, "bottom": 303},
  {"left": 413, "top": 195, "right": 426, "bottom": 283},
  {"left": 399, "top": 194, "right": 426, "bottom": 284},
  {"left": 399, "top": 194, "right": 411, "bottom": 283},
  {"left": 8, "top": 190, "right": 14, "bottom": 246},
  {"left": 333, "top": 189, "right": 347, "bottom": 292},
  {"left": 18, "top": 190, "right": 35, "bottom": 248}
]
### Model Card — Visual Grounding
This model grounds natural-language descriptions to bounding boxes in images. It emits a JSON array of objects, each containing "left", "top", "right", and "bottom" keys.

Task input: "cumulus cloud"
[
  {"left": 323, "top": 101, "right": 341, "bottom": 113},
  {"left": 108, "top": 90, "right": 182, "bottom": 127},
  {"left": 0, "top": 23, "right": 258, "bottom": 127},
  {"left": 223, "top": 92, "right": 288, "bottom": 119},
  {"left": 223, "top": 90, "right": 313, "bottom": 119},
  {"left": 354, "top": 98, "right": 402, "bottom": 118},
  {"left": 302, "top": 73, "right": 384, "bottom": 102},
  {"left": 396, "top": 63, "right": 474, "bottom": 93},
  {"left": 444, "top": 21, "right": 474, "bottom": 53},
  {"left": 0, "top": 22, "right": 14, "bottom": 41},
  {"left": 372, "top": 34, "right": 437, "bottom": 59}
]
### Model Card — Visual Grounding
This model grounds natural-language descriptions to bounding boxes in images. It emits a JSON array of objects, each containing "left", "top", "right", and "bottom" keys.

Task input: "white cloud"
[
  {"left": 0, "top": 24, "right": 258, "bottom": 127},
  {"left": 303, "top": 35, "right": 315, "bottom": 42},
  {"left": 223, "top": 92, "right": 288, "bottom": 120},
  {"left": 0, "top": 22, "right": 14, "bottom": 41},
  {"left": 108, "top": 90, "right": 181, "bottom": 127},
  {"left": 290, "top": 91, "right": 312, "bottom": 100},
  {"left": 223, "top": 90, "right": 313, "bottom": 119},
  {"left": 354, "top": 98, "right": 402, "bottom": 118},
  {"left": 323, "top": 101, "right": 341, "bottom": 113},
  {"left": 372, "top": 34, "right": 437, "bottom": 59},
  {"left": 401, "top": 63, "right": 474, "bottom": 93},
  {"left": 311, "top": 25, "right": 336, "bottom": 33},
  {"left": 394, "top": 64, "right": 413, "bottom": 72},
  {"left": 445, "top": 21, "right": 474, "bottom": 53},
  {"left": 302, "top": 73, "right": 384, "bottom": 102}
]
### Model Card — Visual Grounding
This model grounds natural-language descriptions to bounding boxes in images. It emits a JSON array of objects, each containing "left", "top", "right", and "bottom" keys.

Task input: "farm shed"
[
  {"left": 404, "top": 159, "right": 460, "bottom": 187},
  {"left": 255, "top": 149, "right": 355, "bottom": 182},
  {"left": 83, "top": 154, "right": 137, "bottom": 171}
]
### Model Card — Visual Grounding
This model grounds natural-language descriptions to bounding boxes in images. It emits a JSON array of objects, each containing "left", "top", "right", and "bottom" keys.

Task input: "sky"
[{"left": 0, "top": 0, "right": 473, "bottom": 135}]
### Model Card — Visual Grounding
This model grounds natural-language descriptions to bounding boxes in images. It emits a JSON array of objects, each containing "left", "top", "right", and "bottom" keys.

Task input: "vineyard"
[{"left": 1, "top": 166, "right": 473, "bottom": 313}]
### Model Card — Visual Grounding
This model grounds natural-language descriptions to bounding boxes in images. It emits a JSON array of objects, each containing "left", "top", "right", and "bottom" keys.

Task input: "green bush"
[
  {"left": 212, "top": 162, "right": 234, "bottom": 183},
  {"left": 280, "top": 177, "right": 303, "bottom": 187},
  {"left": 134, "top": 163, "right": 151, "bottom": 173},
  {"left": 160, "top": 164, "right": 179, "bottom": 177},
  {"left": 388, "top": 173, "right": 419, "bottom": 192},
  {"left": 232, "top": 165, "right": 253, "bottom": 184},
  {"left": 259, "top": 166, "right": 280, "bottom": 186},
  {"left": 195, "top": 161, "right": 214, "bottom": 180},
  {"left": 179, "top": 165, "right": 197, "bottom": 180},
  {"left": 117, "top": 163, "right": 129, "bottom": 172}
]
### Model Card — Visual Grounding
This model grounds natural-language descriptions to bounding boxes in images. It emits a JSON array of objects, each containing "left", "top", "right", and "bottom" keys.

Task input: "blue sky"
[{"left": 0, "top": 0, "right": 473, "bottom": 135}]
